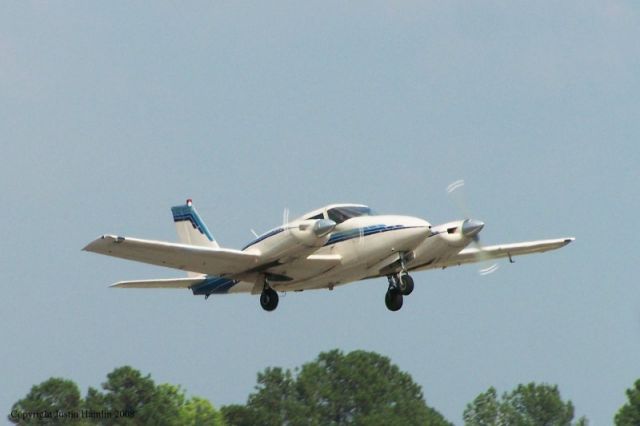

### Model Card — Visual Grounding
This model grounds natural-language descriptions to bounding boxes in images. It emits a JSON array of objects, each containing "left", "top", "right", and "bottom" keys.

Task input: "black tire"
[
  {"left": 385, "top": 289, "right": 403, "bottom": 311},
  {"left": 400, "top": 274, "right": 414, "bottom": 296},
  {"left": 260, "top": 288, "right": 279, "bottom": 311}
]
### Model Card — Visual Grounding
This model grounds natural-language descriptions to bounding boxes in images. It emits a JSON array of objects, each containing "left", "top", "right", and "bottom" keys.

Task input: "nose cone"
[
  {"left": 313, "top": 219, "right": 337, "bottom": 237},
  {"left": 462, "top": 219, "right": 484, "bottom": 238}
]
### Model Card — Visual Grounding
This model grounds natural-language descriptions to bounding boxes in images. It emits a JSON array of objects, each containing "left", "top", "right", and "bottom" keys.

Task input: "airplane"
[{"left": 83, "top": 195, "right": 574, "bottom": 312}]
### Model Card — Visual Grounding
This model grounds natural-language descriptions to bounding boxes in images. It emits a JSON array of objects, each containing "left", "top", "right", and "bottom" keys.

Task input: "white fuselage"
[{"left": 229, "top": 214, "right": 473, "bottom": 293}]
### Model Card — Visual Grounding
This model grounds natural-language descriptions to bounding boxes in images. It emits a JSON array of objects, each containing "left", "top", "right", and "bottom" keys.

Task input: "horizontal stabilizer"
[{"left": 111, "top": 277, "right": 205, "bottom": 289}]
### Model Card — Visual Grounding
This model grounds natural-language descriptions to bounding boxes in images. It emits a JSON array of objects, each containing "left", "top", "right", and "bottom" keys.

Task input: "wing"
[
  {"left": 413, "top": 237, "right": 575, "bottom": 271},
  {"left": 83, "top": 235, "right": 260, "bottom": 276}
]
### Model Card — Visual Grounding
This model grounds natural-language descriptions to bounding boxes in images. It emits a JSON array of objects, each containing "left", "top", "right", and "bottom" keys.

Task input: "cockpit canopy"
[
  {"left": 327, "top": 205, "right": 373, "bottom": 224},
  {"left": 300, "top": 204, "right": 374, "bottom": 224}
]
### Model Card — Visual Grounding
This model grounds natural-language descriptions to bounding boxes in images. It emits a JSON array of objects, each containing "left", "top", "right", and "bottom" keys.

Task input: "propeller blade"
[
  {"left": 446, "top": 179, "right": 473, "bottom": 220},
  {"left": 479, "top": 262, "right": 500, "bottom": 275},
  {"left": 472, "top": 238, "right": 500, "bottom": 276},
  {"left": 446, "top": 180, "right": 499, "bottom": 276}
]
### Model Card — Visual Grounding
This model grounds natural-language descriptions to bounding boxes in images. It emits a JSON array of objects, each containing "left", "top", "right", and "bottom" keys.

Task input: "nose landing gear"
[{"left": 385, "top": 273, "right": 414, "bottom": 311}]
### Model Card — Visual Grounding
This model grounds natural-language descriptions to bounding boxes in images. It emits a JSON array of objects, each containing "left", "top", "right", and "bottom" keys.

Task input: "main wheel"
[
  {"left": 260, "top": 288, "right": 279, "bottom": 311},
  {"left": 385, "top": 288, "right": 403, "bottom": 311},
  {"left": 399, "top": 274, "right": 414, "bottom": 296}
]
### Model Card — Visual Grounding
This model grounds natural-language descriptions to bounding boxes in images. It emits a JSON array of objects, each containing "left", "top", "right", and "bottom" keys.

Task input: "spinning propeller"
[{"left": 446, "top": 180, "right": 499, "bottom": 275}]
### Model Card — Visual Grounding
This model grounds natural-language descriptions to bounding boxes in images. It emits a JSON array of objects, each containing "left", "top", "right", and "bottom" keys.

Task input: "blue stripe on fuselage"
[
  {"left": 325, "top": 224, "right": 407, "bottom": 245},
  {"left": 239, "top": 223, "right": 417, "bottom": 252}
]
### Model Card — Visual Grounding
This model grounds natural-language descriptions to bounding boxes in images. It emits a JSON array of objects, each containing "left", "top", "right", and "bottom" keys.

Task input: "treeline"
[{"left": 8, "top": 349, "right": 640, "bottom": 425}]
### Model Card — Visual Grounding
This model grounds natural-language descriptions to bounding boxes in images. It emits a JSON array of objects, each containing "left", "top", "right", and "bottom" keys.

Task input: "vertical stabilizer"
[
  {"left": 171, "top": 200, "right": 219, "bottom": 276},
  {"left": 171, "top": 199, "right": 219, "bottom": 248}
]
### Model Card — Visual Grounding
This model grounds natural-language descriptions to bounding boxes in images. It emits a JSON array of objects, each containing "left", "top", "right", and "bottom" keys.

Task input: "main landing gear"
[
  {"left": 260, "top": 286, "right": 279, "bottom": 311},
  {"left": 385, "top": 273, "right": 414, "bottom": 311}
]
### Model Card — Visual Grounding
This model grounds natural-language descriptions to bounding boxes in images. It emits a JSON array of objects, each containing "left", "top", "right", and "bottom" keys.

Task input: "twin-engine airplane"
[{"left": 84, "top": 195, "right": 574, "bottom": 312}]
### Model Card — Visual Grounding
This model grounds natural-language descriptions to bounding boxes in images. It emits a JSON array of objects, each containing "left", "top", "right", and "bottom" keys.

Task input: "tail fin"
[
  {"left": 171, "top": 199, "right": 219, "bottom": 249},
  {"left": 171, "top": 200, "right": 219, "bottom": 278}
]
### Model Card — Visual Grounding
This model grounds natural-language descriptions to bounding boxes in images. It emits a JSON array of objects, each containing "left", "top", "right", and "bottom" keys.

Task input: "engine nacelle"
[
  {"left": 432, "top": 219, "right": 484, "bottom": 247},
  {"left": 291, "top": 219, "right": 336, "bottom": 246},
  {"left": 245, "top": 219, "right": 337, "bottom": 262}
]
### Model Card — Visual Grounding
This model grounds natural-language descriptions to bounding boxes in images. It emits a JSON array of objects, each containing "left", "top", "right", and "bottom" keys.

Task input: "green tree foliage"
[
  {"left": 10, "top": 366, "right": 224, "bottom": 426},
  {"left": 9, "top": 378, "right": 83, "bottom": 425},
  {"left": 463, "top": 387, "right": 500, "bottom": 426},
  {"left": 85, "top": 366, "right": 160, "bottom": 424},
  {"left": 463, "top": 383, "right": 587, "bottom": 426},
  {"left": 86, "top": 368, "right": 225, "bottom": 425},
  {"left": 222, "top": 349, "right": 452, "bottom": 426},
  {"left": 220, "top": 404, "right": 257, "bottom": 426},
  {"left": 181, "top": 396, "right": 226, "bottom": 426},
  {"left": 615, "top": 379, "right": 640, "bottom": 425},
  {"left": 500, "top": 383, "right": 576, "bottom": 426}
]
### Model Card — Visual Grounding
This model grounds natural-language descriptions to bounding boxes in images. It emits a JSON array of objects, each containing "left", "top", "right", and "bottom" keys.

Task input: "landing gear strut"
[{"left": 260, "top": 286, "right": 279, "bottom": 311}]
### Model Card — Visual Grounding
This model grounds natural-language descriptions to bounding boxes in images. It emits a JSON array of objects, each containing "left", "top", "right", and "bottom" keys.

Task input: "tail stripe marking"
[{"left": 171, "top": 205, "right": 215, "bottom": 242}]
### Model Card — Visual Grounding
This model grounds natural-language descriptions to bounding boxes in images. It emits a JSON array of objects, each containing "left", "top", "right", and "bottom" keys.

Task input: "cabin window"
[{"left": 307, "top": 213, "right": 324, "bottom": 220}]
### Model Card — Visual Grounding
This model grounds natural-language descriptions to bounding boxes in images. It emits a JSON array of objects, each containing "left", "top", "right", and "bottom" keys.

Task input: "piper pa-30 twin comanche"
[{"left": 84, "top": 194, "right": 574, "bottom": 312}]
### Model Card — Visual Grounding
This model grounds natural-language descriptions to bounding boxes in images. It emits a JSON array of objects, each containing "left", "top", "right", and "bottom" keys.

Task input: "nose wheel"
[
  {"left": 399, "top": 273, "right": 414, "bottom": 295},
  {"left": 385, "top": 287, "right": 403, "bottom": 311}
]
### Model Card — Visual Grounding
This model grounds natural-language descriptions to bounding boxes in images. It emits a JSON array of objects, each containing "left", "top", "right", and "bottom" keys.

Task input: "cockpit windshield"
[{"left": 327, "top": 206, "right": 373, "bottom": 224}]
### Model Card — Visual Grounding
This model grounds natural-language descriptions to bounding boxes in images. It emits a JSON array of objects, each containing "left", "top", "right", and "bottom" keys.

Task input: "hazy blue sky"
[{"left": 1, "top": 2, "right": 638, "bottom": 424}]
